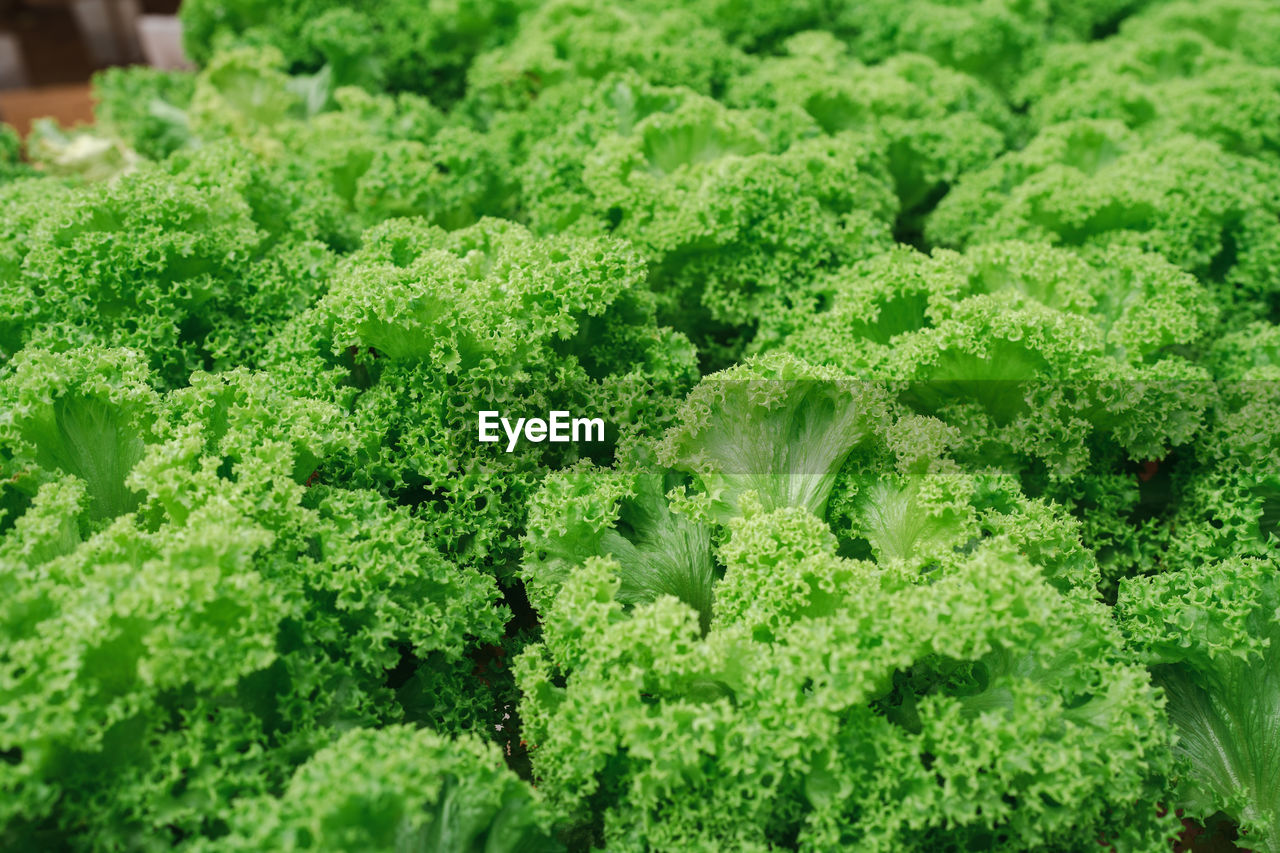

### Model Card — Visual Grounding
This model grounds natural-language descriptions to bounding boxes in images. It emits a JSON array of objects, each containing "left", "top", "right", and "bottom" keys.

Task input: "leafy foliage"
[{"left": 3, "top": 0, "right": 1279, "bottom": 850}]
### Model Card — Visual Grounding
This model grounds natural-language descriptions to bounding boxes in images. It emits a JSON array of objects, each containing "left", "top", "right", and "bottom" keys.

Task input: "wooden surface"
[{"left": 0, "top": 82, "right": 93, "bottom": 134}]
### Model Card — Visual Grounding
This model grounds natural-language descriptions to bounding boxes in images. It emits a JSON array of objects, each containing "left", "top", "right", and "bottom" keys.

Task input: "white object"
[
  {"left": 72, "top": 0, "right": 143, "bottom": 66},
  {"left": 0, "top": 33, "right": 28, "bottom": 91},
  {"left": 138, "top": 15, "right": 193, "bottom": 71}
]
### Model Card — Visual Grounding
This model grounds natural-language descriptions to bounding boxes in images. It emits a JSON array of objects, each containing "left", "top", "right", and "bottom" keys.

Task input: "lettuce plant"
[{"left": 3, "top": 0, "right": 1279, "bottom": 849}]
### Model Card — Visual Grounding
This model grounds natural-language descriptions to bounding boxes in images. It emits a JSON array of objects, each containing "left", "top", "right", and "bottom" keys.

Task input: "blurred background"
[{"left": 0, "top": 0, "right": 184, "bottom": 134}]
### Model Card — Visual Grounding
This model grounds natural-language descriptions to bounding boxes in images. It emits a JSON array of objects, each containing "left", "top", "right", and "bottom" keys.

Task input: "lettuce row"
[{"left": 2, "top": 0, "right": 1280, "bottom": 848}]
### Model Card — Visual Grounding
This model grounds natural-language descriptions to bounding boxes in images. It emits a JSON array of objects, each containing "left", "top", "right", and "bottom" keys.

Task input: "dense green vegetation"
[{"left": 3, "top": 0, "right": 1279, "bottom": 849}]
